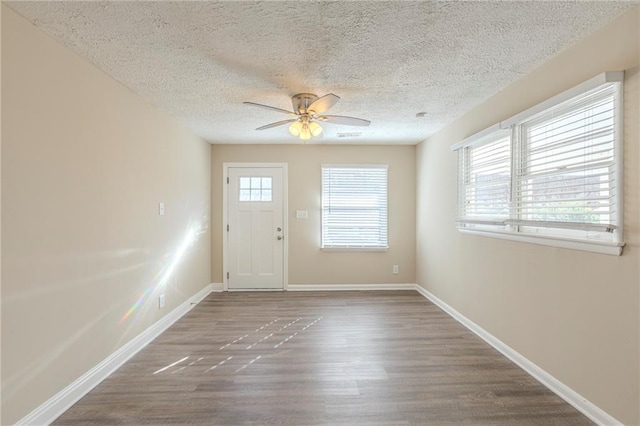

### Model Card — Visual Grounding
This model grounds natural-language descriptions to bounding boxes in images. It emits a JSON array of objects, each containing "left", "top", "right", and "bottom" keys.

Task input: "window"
[
  {"left": 515, "top": 84, "right": 617, "bottom": 233},
  {"left": 321, "top": 165, "right": 388, "bottom": 250},
  {"left": 458, "top": 130, "right": 511, "bottom": 225},
  {"left": 453, "top": 72, "right": 624, "bottom": 255},
  {"left": 239, "top": 177, "right": 272, "bottom": 202}
]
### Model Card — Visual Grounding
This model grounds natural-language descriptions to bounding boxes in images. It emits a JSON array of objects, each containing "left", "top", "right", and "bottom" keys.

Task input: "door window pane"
[
  {"left": 239, "top": 177, "right": 251, "bottom": 189},
  {"left": 238, "top": 176, "right": 273, "bottom": 202}
]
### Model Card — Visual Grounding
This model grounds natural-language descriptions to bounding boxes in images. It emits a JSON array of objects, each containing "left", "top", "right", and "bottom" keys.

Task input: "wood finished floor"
[{"left": 54, "top": 291, "right": 593, "bottom": 425}]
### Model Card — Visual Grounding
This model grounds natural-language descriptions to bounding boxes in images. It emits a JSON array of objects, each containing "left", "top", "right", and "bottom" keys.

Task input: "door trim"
[{"left": 222, "top": 162, "right": 288, "bottom": 291}]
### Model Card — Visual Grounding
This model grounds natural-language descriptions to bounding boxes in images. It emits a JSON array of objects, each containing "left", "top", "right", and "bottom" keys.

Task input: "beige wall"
[
  {"left": 416, "top": 7, "right": 639, "bottom": 425},
  {"left": 211, "top": 144, "right": 416, "bottom": 285},
  {"left": 1, "top": 6, "right": 211, "bottom": 424}
]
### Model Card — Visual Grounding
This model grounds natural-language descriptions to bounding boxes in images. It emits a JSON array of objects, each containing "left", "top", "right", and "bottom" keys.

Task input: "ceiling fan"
[{"left": 243, "top": 93, "right": 370, "bottom": 140}]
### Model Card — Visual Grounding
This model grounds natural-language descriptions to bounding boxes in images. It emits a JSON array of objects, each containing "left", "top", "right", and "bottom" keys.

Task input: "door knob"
[
  {"left": 277, "top": 227, "right": 282, "bottom": 232},
  {"left": 277, "top": 236, "right": 283, "bottom": 240}
]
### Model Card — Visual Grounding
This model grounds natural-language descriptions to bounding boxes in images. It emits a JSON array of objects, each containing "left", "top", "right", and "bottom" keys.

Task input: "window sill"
[
  {"left": 458, "top": 228, "right": 624, "bottom": 256},
  {"left": 322, "top": 246, "right": 389, "bottom": 252}
]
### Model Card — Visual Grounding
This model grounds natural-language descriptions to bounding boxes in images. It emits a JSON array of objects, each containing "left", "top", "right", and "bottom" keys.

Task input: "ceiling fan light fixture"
[
  {"left": 244, "top": 92, "right": 370, "bottom": 141},
  {"left": 309, "top": 121, "right": 323, "bottom": 137},
  {"left": 289, "top": 120, "right": 303, "bottom": 136}
]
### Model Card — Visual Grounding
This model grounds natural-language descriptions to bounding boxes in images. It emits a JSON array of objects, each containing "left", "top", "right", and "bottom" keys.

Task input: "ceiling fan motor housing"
[{"left": 291, "top": 93, "right": 319, "bottom": 114}]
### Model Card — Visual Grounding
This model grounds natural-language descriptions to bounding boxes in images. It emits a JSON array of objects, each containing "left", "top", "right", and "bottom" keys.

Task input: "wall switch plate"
[
  {"left": 392, "top": 265, "right": 399, "bottom": 274},
  {"left": 296, "top": 210, "right": 308, "bottom": 219},
  {"left": 159, "top": 202, "right": 165, "bottom": 216},
  {"left": 159, "top": 294, "right": 165, "bottom": 309}
]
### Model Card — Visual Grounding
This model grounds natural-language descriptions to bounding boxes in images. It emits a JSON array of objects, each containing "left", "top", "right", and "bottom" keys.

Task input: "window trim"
[
  {"left": 451, "top": 71, "right": 625, "bottom": 256},
  {"left": 321, "top": 163, "right": 389, "bottom": 251}
]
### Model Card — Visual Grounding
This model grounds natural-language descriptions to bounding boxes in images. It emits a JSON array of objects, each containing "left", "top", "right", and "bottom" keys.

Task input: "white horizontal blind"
[
  {"left": 452, "top": 73, "right": 623, "bottom": 253},
  {"left": 322, "top": 165, "right": 388, "bottom": 249},
  {"left": 514, "top": 84, "right": 618, "bottom": 233},
  {"left": 458, "top": 131, "right": 511, "bottom": 225}
]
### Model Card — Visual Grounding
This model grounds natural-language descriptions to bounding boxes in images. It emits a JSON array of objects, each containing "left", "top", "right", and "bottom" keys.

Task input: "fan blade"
[
  {"left": 322, "top": 115, "right": 371, "bottom": 126},
  {"left": 243, "top": 101, "right": 296, "bottom": 116},
  {"left": 256, "top": 119, "right": 297, "bottom": 131},
  {"left": 307, "top": 93, "right": 340, "bottom": 114}
]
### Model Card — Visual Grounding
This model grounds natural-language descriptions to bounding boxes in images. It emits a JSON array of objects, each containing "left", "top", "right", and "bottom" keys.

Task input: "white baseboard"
[
  {"left": 210, "top": 282, "right": 224, "bottom": 292},
  {"left": 16, "top": 283, "right": 214, "bottom": 426},
  {"left": 228, "top": 288, "right": 284, "bottom": 292},
  {"left": 414, "top": 285, "right": 622, "bottom": 426},
  {"left": 287, "top": 283, "right": 417, "bottom": 291}
]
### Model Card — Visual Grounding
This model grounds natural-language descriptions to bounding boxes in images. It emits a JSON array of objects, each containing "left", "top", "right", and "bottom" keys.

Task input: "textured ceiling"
[{"left": 6, "top": 1, "right": 635, "bottom": 145}]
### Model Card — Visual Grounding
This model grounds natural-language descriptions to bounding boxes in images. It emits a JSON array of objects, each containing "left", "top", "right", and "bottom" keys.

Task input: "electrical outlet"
[
  {"left": 159, "top": 294, "right": 165, "bottom": 309},
  {"left": 392, "top": 265, "right": 399, "bottom": 274}
]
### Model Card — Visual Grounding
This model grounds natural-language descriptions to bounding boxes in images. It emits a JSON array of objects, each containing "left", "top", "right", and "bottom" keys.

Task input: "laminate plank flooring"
[{"left": 54, "top": 291, "right": 593, "bottom": 425}]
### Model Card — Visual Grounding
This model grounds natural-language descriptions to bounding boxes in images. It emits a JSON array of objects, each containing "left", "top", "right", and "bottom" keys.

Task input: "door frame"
[{"left": 222, "top": 162, "right": 289, "bottom": 291}]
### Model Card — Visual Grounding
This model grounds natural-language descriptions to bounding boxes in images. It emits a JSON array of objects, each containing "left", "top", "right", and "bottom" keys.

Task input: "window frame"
[
  {"left": 452, "top": 72, "right": 625, "bottom": 255},
  {"left": 321, "top": 164, "right": 389, "bottom": 251}
]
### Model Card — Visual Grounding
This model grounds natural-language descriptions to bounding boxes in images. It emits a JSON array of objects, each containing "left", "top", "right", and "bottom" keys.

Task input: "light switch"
[
  {"left": 159, "top": 202, "right": 165, "bottom": 216},
  {"left": 296, "top": 210, "right": 308, "bottom": 219}
]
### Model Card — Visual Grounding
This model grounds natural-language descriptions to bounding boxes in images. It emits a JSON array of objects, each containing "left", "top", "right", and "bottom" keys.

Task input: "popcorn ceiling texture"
[{"left": 6, "top": 1, "right": 634, "bottom": 145}]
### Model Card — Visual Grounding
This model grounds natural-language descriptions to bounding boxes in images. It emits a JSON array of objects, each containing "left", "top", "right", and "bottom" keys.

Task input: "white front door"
[{"left": 227, "top": 166, "right": 285, "bottom": 290}]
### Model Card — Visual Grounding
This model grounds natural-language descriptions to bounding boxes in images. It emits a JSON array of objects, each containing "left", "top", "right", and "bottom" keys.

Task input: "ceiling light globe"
[
  {"left": 299, "top": 126, "right": 311, "bottom": 140},
  {"left": 289, "top": 121, "right": 302, "bottom": 136},
  {"left": 309, "top": 121, "right": 323, "bottom": 137}
]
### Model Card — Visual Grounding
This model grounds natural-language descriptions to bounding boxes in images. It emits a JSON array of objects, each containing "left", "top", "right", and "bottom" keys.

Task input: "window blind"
[
  {"left": 452, "top": 72, "right": 623, "bottom": 253},
  {"left": 458, "top": 131, "right": 511, "bottom": 225},
  {"left": 321, "top": 165, "right": 388, "bottom": 249},
  {"left": 513, "top": 84, "right": 618, "bottom": 232}
]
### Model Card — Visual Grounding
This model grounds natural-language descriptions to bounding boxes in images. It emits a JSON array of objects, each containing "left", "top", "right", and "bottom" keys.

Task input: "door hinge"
[
  {"left": 227, "top": 224, "right": 229, "bottom": 232},
  {"left": 227, "top": 272, "right": 229, "bottom": 279},
  {"left": 227, "top": 177, "right": 229, "bottom": 184}
]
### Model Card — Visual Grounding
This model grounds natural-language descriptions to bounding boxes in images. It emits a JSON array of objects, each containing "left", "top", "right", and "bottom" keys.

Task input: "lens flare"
[
  {"left": 118, "top": 287, "right": 152, "bottom": 324},
  {"left": 118, "top": 226, "right": 200, "bottom": 325}
]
